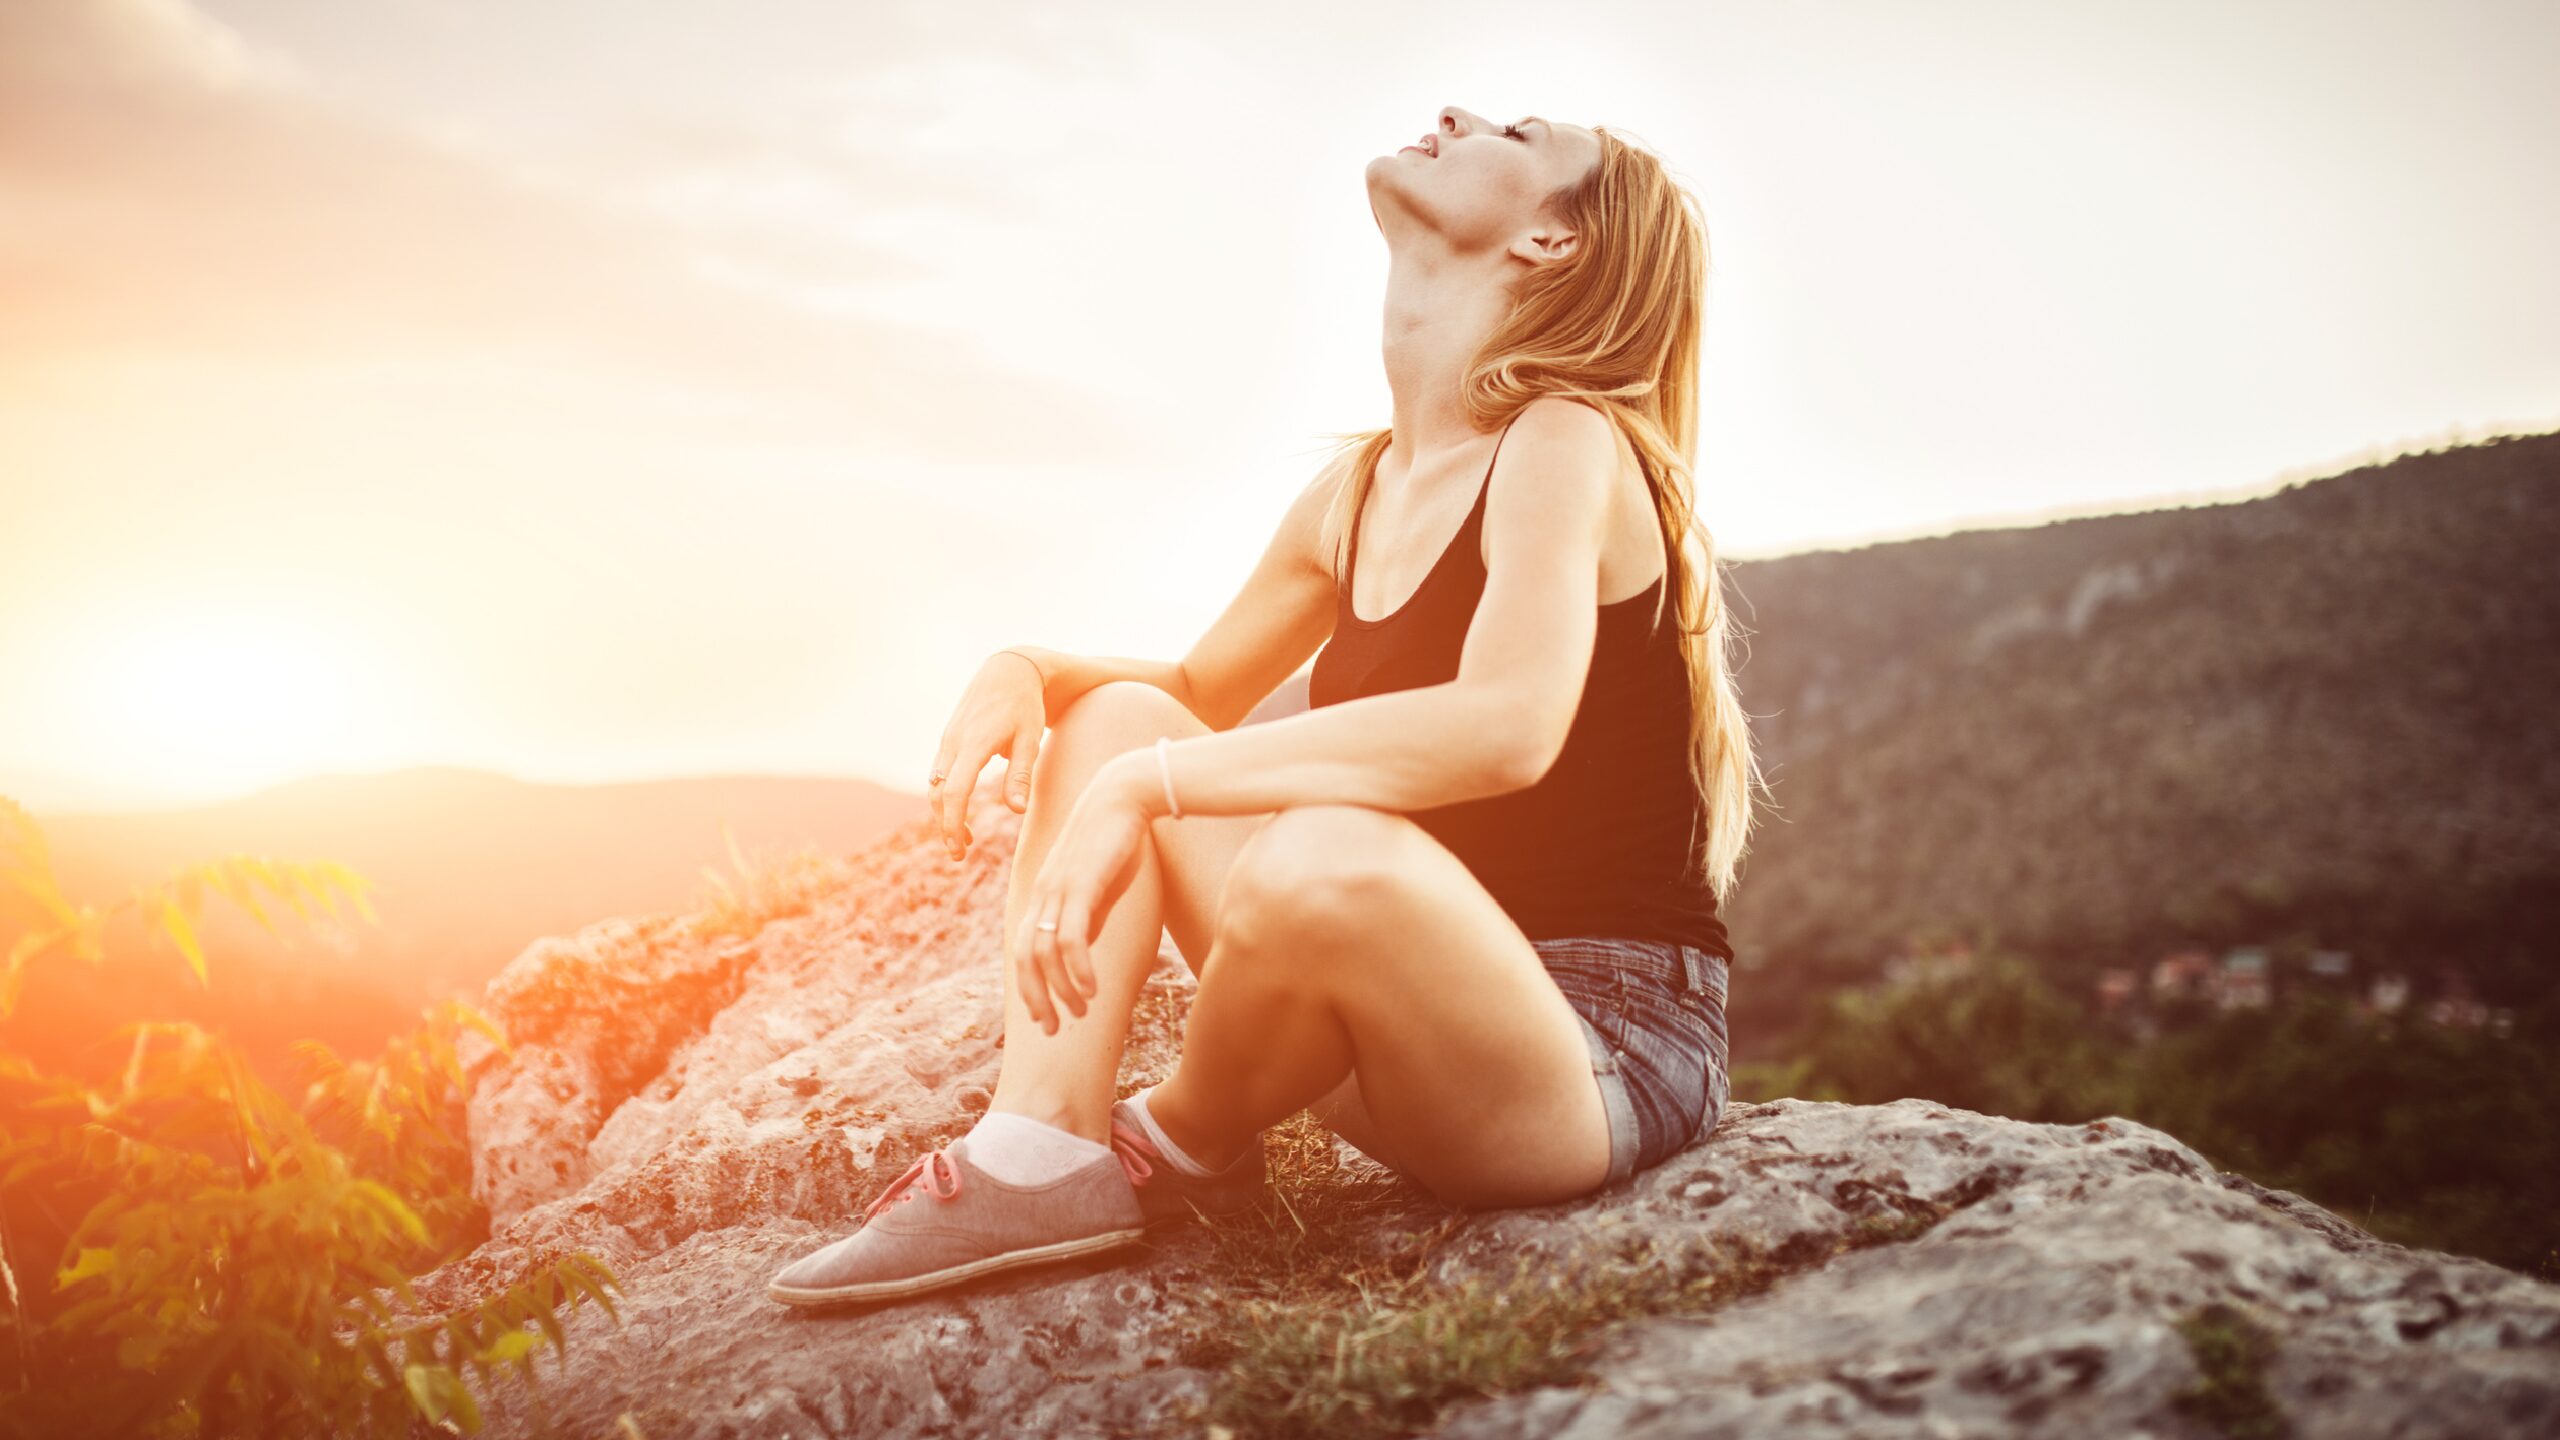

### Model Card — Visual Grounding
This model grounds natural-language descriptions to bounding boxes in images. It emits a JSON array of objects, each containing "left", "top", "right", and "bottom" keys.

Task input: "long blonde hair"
[{"left": 1316, "top": 126, "right": 1768, "bottom": 907}]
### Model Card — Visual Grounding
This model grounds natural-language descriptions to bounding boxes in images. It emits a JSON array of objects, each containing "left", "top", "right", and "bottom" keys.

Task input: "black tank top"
[{"left": 1308, "top": 419, "right": 1735, "bottom": 960}]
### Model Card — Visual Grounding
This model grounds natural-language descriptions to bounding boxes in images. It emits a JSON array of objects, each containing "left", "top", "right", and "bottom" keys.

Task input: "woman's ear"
[{"left": 1510, "top": 226, "right": 1579, "bottom": 266}]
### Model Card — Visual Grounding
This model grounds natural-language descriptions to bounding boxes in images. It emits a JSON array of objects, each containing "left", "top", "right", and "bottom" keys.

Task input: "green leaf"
[
  {"left": 565, "top": 1253, "right": 624, "bottom": 1323},
  {"left": 530, "top": 1294, "right": 566, "bottom": 1354},
  {"left": 561, "top": 1272, "right": 610, "bottom": 1325},
  {"left": 404, "top": 1363, "right": 445, "bottom": 1422},
  {"left": 453, "top": 1002, "right": 511, "bottom": 1054},
  {"left": 357, "top": 1331, "right": 397, "bottom": 1385},
  {"left": 314, "top": 859, "right": 381, "bottom": 925},
  {"left": 250, "top": 858, "right": 311, "bottom": 920},
  {"left": 7, "top": 924, "right": 65, "bottom": 978},
  {"left": 354, "top": 1179, "right": 432, "bottom": 1248},
  {"left": 2, "top": 866, "right": 76, "bottom": 929},
  {"left": 55, "top": 1246, "right": 116, "bottom": 1288},
  {"left": 154, "top": 894, "right": 209, "bottom": 987},
  {"left": 211, "top": 858, "right": 276, "bottom": 930},
  {"left": 440, "top": 1368, "right": 485, "bottom": 1433},
  {"left": 290, "top": 861, "right": 335, "bottom": 920}
]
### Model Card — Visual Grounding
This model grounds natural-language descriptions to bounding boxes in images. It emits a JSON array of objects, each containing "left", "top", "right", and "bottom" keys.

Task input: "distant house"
[
  {"left": 2150, "top": 949, "right": 2218, "bottom": 1002},
  {"left": 2095, "top": 967, "right": 2139, "bottom": 1014},
  {"left": 2365, "top": 973, "right": 2411, "bottom": 1014},
  {"left": 2219, "top": 947, "right": 2271, "bottom": 1009},
  {"left": 2424, "top": 968, "right": 2491, "bottom": 1028},
  {"left": 2425, "top": 995, "right": 2494, "bottom": 1028},
  {"left": 1882, "top": 941, "right": 1975, "bottom": 988}
]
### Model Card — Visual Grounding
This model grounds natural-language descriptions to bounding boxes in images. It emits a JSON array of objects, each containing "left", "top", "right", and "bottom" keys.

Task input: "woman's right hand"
[{"left": 929, "top": 649, "right": 1051, "bottom": 860}]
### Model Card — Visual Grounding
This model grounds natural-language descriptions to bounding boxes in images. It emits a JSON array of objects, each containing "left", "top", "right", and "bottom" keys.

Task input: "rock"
[{"left": 417, "top": 791, "right": 2560, "bottom": 1438}]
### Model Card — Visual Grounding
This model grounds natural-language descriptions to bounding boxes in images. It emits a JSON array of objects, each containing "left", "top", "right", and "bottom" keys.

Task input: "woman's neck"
[{"left": 1379, "top": 243, "right": 1516, "bottom": 463}]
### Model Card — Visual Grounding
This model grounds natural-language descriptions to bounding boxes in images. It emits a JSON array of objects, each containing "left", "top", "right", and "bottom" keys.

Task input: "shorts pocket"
[{"left": 1614, "top": 969, "right": 1711, "bottom": 1055}]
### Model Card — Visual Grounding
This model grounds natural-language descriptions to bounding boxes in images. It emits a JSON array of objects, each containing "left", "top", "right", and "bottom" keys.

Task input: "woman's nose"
[{"left": 1438, "top": 107, "right": 1470, "bottom": 137}]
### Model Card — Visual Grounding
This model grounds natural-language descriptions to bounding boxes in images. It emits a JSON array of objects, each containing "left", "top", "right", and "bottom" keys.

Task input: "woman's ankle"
[
  {"left": 1142, "top": 1081, "right": 1249, "bottom": 1173},
  {"left": 983, "top": 1094, "right": 1110, "bottom": 1147}
]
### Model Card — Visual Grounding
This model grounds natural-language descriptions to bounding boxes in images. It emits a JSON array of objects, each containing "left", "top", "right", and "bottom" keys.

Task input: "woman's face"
[{"left": 1366, "top": 105, "right": 1604, "bottom": 258}]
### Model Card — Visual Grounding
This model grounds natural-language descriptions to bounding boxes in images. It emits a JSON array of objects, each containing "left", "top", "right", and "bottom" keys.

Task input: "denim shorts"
[{"left": 1532, "top": 935, "right": 1733, "bottom": 1189}]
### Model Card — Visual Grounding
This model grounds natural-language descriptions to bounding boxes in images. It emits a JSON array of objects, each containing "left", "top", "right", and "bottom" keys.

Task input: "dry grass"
[
  {"left": 691, "top": 822, "right": 855, "bottom": 941},
  {"left": 1154, "top": 1110, "right": 1951, "bottom": 1440}
]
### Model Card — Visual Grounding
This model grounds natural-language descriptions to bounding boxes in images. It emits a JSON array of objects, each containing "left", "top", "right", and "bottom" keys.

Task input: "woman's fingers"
[
  {"left": 1035, "top": 893, "right": 1083, "bottom": 1023},
  {"left": 935, "top": 743, "right": 988, "bottom": 858},
  {"left": 1012, "top": 907, "right": 1056, "bottom": 1031},
  {"left": 928, "top": 731, "right": 964, "bottom": 850},
  {"left": 1004, "top": 725, "right": 1042, "bottom": 814},
  {"left": 1057, "top": 891, "right": 1097, "bottom": 1002}
]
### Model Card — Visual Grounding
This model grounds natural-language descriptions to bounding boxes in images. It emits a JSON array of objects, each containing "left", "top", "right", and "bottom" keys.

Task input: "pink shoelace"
[
  {"left": 865, "top": 1130, "right": 1160, "bottom": 1223},
  {"left": 1107, "top": 1119, "right": 1160, "bottom": 1186},
  {"left": 865, "top": 1146, "right": 964, "bottom": 1222}
]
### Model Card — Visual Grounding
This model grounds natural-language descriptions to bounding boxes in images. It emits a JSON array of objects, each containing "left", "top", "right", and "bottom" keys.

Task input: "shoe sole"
[{"left": 764, "top": 1224, "right": 1147, "bottom": 1307}]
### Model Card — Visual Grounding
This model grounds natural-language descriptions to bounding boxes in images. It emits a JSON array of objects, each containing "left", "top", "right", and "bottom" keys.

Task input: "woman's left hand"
[{"left": 1009, "top": 754, "right": 1158, "bottom": 1036}]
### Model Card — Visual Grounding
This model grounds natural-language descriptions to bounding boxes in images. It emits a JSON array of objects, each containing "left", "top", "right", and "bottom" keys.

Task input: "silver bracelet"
[{"left": 1155, "top": 735, "right": 1184, "bottom": 819}]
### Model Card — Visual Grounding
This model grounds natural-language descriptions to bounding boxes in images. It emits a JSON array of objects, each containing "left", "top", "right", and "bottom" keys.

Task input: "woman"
[{"left": 769, "top": 105, "right": 1764, "bottom": 1308}]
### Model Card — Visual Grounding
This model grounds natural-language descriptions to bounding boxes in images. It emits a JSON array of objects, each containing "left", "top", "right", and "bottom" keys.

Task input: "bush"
[
  {"left": 1760, "top": 943, "right": 2560, "bottom": 1278},
  {"left": 0, "top": 797, "right": 621, "bottom": 1437}
]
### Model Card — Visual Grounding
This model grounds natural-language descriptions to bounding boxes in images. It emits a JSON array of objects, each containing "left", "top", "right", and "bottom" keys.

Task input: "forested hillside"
[{"left": 1713, "top": 432, "right": 2559, "bottom": 1032}]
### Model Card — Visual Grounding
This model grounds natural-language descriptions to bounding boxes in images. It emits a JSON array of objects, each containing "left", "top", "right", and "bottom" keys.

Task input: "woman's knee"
[
  {"left": 1217, "top": 805, "right": 1416, "bottom": 957},
  {"left": 1041, "top": 681, "right": 1205, "bottom": 782},
  {"left": 1029, "top": 681, "right": 1198, "bottom": 794}
]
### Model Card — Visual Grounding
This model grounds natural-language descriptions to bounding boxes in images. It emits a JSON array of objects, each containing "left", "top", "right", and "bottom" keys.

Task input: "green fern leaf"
[
  {"left": 151, "top": 893, "right": 209, "bottom": 987},
  {"left": 55, "top": 1246, "right": 116, "bottom": 1288}
]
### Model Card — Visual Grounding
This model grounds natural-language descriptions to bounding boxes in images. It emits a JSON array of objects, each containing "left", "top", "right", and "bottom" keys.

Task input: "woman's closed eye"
[{"left": 1501, "top": 123, "right": 1528, "bottom": 141}]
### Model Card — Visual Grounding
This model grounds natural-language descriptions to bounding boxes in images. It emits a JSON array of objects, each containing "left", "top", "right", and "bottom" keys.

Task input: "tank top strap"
[
  {"left": 1342, "top": 416, "right": 1521, "bottom": 598},
  {"left": 1457, "top": 420, "right": 1513, "bottom": 536}
]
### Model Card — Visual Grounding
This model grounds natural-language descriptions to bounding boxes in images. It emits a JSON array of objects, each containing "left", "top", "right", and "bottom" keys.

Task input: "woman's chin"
[{"left": 1364, "top": 156, "right": 1421, "bottom": 189}]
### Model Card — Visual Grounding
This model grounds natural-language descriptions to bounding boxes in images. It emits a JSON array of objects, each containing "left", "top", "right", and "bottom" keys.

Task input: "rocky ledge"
[{"left": 415, "top": 794, "right": 2560, "bottom": 1438}]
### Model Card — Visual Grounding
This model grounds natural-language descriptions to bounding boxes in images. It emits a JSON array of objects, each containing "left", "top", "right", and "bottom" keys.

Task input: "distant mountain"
[
  {"left": 3, "top": 767, "right": 921, "bottom": 1078},
  {"left": 1715, "top": 432, "right": 2559, "bottom": 1019}
]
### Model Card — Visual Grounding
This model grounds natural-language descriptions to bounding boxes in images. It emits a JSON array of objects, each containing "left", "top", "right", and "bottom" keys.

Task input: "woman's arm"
[
  {"left": 997, "top": 646, "right": 1189, "bottom": 726},
  {"left": 1112, "top": 678, "right": 1534, "bottom": 819}
]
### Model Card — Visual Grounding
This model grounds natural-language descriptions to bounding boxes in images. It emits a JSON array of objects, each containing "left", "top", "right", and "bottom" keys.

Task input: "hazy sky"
[{"left": 4, "top": 0, "right": 2555, "bottom": 812}]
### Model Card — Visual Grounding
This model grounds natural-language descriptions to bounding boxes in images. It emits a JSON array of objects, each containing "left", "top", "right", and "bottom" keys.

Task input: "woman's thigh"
[{"left": 1219, "top": 805, "right": 1615, "bottom": 1211}]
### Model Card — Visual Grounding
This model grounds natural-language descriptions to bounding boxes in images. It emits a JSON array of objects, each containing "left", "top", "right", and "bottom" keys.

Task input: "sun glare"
[{"left": 58, "top": 608, "right": 374, "bottom": 808}]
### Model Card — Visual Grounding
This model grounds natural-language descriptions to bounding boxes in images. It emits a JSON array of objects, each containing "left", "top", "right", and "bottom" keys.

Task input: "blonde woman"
[{"left": 771, "top": 105, "right": 1763, "bottom": 1307}]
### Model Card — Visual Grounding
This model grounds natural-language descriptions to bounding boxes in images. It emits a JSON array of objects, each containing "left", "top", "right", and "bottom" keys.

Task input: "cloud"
[{"left": 0, "top": 0, "right": 1129, "bottom": 462}]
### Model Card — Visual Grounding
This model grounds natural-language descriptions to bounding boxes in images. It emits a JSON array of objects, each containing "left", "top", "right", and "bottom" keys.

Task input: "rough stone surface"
[{"left": 419, "top": 792, "right": 2560, "bottom": 1438}]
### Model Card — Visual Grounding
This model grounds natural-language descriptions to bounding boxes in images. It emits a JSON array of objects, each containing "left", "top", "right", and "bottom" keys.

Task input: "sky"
[{"left": 3, "top": 0, "right": 2555, "bottom": 813}]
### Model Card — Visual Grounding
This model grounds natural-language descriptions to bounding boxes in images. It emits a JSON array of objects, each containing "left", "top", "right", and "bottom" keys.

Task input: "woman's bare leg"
[
  {"left": 982, "top": 681, "right": 1270, "bottom": 1143},
  {"left": 975, "top": 683, "right": 1604, "bottom": 1207},
  {"left": 1141, "top": 804, "right": 1616, "bottom": 1210}
]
